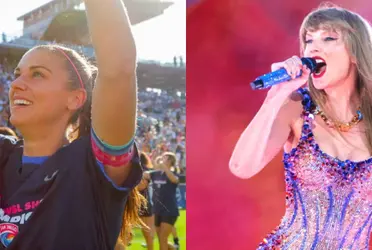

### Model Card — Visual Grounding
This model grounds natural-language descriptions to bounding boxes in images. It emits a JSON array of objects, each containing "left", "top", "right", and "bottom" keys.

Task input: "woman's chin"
[
  {"left": 9, "top": 115, "right": 28, "bottom": 128},
  {"left": 311, "top": 74, "right": 331, "bottom": 90}
]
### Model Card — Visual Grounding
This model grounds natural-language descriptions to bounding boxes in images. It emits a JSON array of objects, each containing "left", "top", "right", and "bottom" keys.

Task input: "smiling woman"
[
  {"left": 0, "top": 0, "right": 145, "bottom": 249},
  {"left": 9, "top": 47, "right": 92, "bottom": 147},
  {"left": 229, "top": 4, "right": 372, "bottom": 249}
]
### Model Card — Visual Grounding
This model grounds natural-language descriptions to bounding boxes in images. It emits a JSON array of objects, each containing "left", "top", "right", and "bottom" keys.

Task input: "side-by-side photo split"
[{"left": 2, "top": 0, "right": 372, "bottom": 249}]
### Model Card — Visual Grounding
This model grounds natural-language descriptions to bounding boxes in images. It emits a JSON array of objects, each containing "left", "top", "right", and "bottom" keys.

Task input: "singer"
[{"left": 230, "top": 4, "right": 372, "bottom": 250}]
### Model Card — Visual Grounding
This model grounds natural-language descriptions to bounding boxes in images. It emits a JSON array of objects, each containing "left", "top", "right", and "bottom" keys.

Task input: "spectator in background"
[
  {"left": 145, "top": 153, "right": 180, "bottom": 250},
  {"left": 138, "top": 152, "right": 155, "bottom": 250},
  {"left": 137, "top": 88, "right": 186, "bottom": 169}
]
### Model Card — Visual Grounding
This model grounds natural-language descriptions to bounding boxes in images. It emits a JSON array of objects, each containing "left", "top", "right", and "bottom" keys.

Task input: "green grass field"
[{"left": 128, "top": 210, "right": 186, "bottom": 250}]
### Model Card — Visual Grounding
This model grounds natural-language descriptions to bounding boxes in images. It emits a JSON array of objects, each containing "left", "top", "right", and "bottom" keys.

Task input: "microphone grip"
[
  {"left": 250, "top": 68, "right": 302, "bottom": 90},
  {"left": 250, "top": 57, "right": 316, "bottom": 90}
]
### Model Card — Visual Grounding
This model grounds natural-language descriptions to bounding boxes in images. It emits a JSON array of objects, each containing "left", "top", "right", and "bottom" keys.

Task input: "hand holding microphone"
[{"left": 251, "top": 56, "right": 316, "bottom": 93}]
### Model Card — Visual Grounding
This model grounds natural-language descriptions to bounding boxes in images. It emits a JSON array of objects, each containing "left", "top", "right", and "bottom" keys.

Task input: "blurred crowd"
[
  {"left": 137, "top": 89, "right": 186, "bottom": 173},
  {"left": 0, "top": 63, "right": 12, "bottom": 127},
  {"left": 0, "top": 63, "right": 186, "bottom": 173}
]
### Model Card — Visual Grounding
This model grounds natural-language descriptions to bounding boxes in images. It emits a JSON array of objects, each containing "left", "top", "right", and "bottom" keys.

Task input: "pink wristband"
[{"left": 91, "top": 138, "right": 134, "bottom": 167}]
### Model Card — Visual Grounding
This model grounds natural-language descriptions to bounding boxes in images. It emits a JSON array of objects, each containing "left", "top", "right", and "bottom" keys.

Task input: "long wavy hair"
[
  {"left": 299, "top": 4, "right": 372, "bottom": 153},
  {"left": 117, "top": 188, "right": 147, "bottom": 247}
]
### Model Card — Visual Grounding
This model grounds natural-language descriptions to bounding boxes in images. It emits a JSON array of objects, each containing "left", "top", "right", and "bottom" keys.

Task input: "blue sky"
[{"left": 0, "top": 0, "right": 185, "bottom": 62}]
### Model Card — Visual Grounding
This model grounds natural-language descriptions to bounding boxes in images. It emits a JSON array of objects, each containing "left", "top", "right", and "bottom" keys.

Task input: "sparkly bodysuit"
[{"left": 258, "top": 88, "right": 372, "bottom": 250}]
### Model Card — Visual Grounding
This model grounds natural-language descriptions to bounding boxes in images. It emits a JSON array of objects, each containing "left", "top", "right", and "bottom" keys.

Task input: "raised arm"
[
  {"left": 229, "top": 56, "right": 310, "bottom": 179},
  {"left": 85, "top": 0, "right": 138, "bottom": 185},
  {"left": 229, "top": 91, "right": 301, "bottom": 179}
]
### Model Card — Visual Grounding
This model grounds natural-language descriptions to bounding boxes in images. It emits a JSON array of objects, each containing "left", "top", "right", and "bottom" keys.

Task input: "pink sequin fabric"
[{"left": 258, "top": 88, "right": 372, "bottom": 250}]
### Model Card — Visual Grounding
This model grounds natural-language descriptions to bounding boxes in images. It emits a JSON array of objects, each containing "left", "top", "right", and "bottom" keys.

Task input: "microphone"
[{"left": 250, "top": 57, "right": 318, "bottom": 90}]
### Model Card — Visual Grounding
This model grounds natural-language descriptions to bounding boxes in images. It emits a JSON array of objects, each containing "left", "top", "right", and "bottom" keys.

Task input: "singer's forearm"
[
  {"left": 229, "top": 92, "right": 293, "bottom": 179},
  {"left": 84, "top": 0, "right": 136, "bottom": 77}
]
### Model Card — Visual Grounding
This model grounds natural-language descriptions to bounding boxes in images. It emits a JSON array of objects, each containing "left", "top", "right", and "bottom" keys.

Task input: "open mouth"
[
  {"left": 313, "top": 57, "right": 327, "bottom": 78},
  {"left": 12, "top": 99, "right": 33, "bottom": 108}
]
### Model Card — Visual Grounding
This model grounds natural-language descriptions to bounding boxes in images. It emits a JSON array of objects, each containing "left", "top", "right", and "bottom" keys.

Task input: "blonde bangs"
[{"left": 299, "top": 9, "right": 355, "bottom": 53}]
